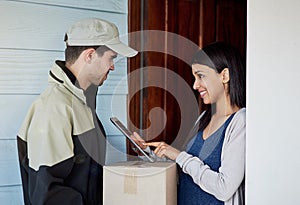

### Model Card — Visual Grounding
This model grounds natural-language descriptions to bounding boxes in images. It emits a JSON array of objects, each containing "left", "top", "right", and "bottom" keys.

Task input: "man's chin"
[
  {"left": 99, "top": 75, "right": 108, "bottom": 86},
  {"left": 98, "top": 80, "right": 105, "bottom": 86}
]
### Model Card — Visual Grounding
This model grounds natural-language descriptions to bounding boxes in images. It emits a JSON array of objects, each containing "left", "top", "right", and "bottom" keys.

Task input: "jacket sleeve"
[
  {"left": 176, "top": 110, "right": 246, "bottom": 201},
  {"left": 17, "top": 137, "right": 84, "bottom": 205}
]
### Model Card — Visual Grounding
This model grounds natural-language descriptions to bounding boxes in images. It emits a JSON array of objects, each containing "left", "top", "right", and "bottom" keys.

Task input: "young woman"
[{"left": 132, "top": 42, "right": 246, "bottom": 205}]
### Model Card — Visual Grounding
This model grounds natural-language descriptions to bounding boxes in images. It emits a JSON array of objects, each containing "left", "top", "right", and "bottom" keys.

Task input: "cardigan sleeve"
[{"left": 176, "top": 109, "right": 246, "bottom": 201}]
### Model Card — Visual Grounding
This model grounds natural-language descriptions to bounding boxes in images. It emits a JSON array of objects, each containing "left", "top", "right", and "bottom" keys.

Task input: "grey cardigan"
[{"left": 176, "top": 108, "right": 246, "bottom": 205}]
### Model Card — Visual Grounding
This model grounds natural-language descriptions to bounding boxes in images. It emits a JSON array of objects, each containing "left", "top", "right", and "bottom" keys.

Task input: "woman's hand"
[
  {"left": 130, "top": 132, "right": 148, "bottom": 150},
  {"left": 143, "top": 142, "right": 180, "bottom": 161}
]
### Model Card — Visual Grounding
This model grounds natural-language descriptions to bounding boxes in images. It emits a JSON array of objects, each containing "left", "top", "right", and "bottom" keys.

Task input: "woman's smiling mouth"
[{"left": 199, "top": 90, "right": 207, "bottom": 98}]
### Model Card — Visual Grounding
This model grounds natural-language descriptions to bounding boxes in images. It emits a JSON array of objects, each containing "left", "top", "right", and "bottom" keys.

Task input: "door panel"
[{"left": 128, "top": 0, "right": 246, "bottom": 156}]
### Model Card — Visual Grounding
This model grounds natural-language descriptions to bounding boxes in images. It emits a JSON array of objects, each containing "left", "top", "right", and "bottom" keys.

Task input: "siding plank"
[
  {"left": 0, "top": 95, "right": 37, "bottom": 140},
  {"left": 0, "top": 140, "right": 22, "bottom": 186},
  {"left": 106, "top": 135, "right": 127, "bottom": 164},
  {"left": 17, "top": 0, "right": 128, "bottom": 13},
  {"left": 96, "top": 94, "right": 129, "bottom": 135},
  {"left": 0, "top": 1, "right": 129, "bottom": 51},
  {"left": 0, "top": 185, "right": 23, "bottom": 205}
]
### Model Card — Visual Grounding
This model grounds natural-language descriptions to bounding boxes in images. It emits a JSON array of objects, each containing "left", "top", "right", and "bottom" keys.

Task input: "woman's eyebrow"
[{"left": 194, "top": 70, "right": 205, "bottom": 75}]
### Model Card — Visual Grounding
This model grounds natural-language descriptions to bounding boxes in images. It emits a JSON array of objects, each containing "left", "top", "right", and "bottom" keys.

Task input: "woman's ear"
[{"left": 221, "top": 68, "right": 230, "bottom": 83}]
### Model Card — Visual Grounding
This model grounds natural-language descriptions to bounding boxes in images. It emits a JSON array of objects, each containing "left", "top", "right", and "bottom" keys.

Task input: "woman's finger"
[
  {"left": 130, "top": 132, "right": 148, "bottom": 149},
  {"left": 143, "top": 142, "right": 161, "bottom": 147},
  {"left": 132, "top": 132, "right": 144, "bottom": 141},
  {"left": 153, "top": 142, "right": 166, "bottom": 157}
]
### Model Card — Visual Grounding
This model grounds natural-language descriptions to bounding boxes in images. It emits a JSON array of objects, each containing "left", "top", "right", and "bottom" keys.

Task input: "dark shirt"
[{"left": 178, "top": 114, "right": 235, "bottom": 205}]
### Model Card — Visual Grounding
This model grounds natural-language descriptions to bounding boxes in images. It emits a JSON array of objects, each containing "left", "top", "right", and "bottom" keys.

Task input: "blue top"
[{"left": 178, "top": 114, "right": 235, "bottom": 205}]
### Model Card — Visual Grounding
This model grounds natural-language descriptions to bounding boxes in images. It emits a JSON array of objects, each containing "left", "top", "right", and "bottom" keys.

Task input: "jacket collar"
[{"left": 48, "top": 61, "right": 87, "bottom": 104}]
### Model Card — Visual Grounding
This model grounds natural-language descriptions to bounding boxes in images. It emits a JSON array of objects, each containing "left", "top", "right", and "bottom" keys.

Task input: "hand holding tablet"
[{"left": 110, "top": 117, "right": 155, "bottom": 162}]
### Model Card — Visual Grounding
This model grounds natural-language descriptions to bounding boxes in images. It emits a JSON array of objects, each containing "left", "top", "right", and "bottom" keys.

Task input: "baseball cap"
[{"left": 65, "top": 18, "right": 138, "bottom": 57}]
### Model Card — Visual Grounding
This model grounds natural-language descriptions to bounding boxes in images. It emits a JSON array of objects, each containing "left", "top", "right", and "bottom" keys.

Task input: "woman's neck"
[{"left": 212, "top": 97, "right": 240, "bottom": 118}]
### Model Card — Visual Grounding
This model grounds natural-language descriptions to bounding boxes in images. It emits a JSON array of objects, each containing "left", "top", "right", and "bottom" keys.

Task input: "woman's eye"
[{"left": 197, "top": 73, "right": 205, "bottom": 78}]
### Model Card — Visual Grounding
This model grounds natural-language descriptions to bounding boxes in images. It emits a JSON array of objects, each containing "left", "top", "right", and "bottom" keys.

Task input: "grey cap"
[{"left": 65, "top": 18, "right": 138, "bottom": 57}]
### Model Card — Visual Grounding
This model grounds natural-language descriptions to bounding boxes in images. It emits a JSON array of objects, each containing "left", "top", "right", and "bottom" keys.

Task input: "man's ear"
[
  {"left": 83, "top": 48, "right": 96, "bottom": 63},
  {"left": 221, "top": 68, "right": 230, "bottom": 83}
]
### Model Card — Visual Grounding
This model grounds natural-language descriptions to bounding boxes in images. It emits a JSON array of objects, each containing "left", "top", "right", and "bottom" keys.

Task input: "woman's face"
[{"left": 192, "top": 64, "right": 226, "bottom": 105}]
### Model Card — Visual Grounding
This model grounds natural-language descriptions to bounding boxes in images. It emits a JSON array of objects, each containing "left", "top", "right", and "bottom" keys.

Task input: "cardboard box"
[{"left": 103, "top": 161, "right": 177, "bottom": 205}]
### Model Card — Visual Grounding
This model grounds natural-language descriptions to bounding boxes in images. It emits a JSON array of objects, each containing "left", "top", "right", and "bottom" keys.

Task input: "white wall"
[
  {"left": 247, "top": 0, "right": 300, "bottom": 204},
  {"left": 0, "top": 0, "right": 129, "bottom": 204}
]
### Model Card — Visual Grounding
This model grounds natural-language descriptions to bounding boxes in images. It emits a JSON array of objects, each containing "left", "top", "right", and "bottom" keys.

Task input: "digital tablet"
[{"left": 110, "top": 117, "right": 155, "bottom": 162}]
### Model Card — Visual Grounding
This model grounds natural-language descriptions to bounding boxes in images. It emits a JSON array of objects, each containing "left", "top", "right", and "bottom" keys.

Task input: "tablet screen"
[{"left": 110, "top": 117, "right": 154, "bottom": 162}]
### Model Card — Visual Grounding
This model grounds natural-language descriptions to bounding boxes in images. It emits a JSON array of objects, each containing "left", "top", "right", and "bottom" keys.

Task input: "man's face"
[{"left": 88, "top": 49, "right": 117, "bottom": 86}]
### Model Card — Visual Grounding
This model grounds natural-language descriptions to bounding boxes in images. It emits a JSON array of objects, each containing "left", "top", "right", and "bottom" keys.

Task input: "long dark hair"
[{"left": 192, "top": 42, "right": 246, "bottom": 131}]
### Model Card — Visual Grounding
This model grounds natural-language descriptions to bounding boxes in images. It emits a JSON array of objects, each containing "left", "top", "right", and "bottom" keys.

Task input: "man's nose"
[{"left": 110, "top": 64, "right": 115, "bottom": 70}]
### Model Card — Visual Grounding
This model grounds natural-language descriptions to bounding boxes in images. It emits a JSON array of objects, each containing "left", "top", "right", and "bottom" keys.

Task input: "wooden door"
[{"left": 127, "top": 0, "right": 246, "bottom": 156}]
